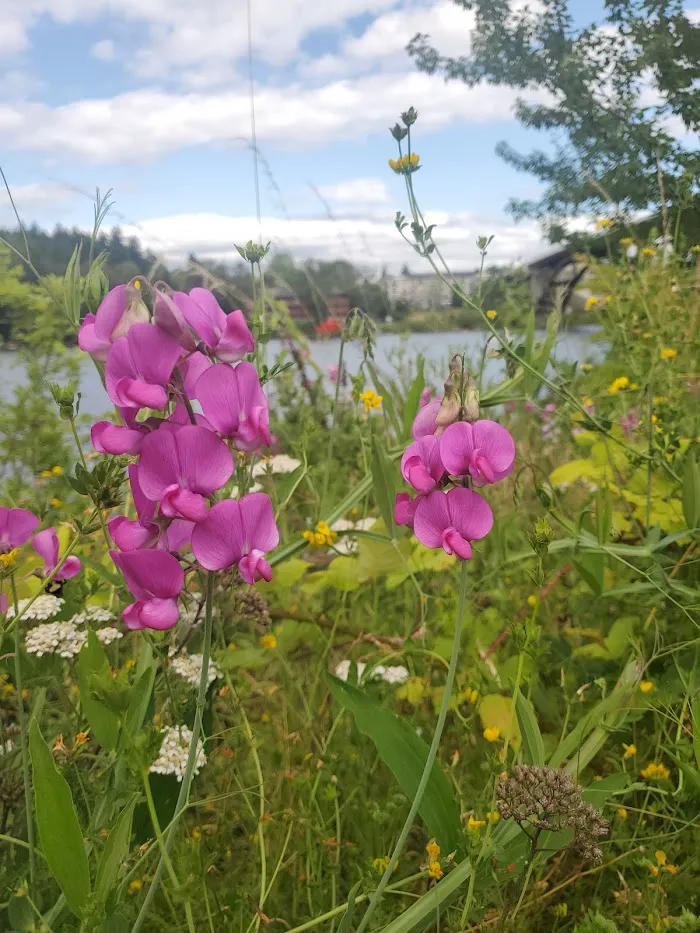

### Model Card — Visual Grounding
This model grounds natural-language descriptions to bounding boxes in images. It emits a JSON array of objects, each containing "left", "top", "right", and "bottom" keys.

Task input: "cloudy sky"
[{"left": 0, "top": 0, "right": 588, "bottom": 272}]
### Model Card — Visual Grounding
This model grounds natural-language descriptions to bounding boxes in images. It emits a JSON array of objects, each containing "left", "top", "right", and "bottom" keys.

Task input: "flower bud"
[
  {"left": 84, "top": 261, "right": 110, "bottom": 316},
  {"left": 401, "top": 107, "right": 418, "bottom": 127},
  {"left": 389, "top": 123, "right": 408, "bottom": 141},
  {"left": 462, "top": 374, "right": 480, "bottom": 423}
]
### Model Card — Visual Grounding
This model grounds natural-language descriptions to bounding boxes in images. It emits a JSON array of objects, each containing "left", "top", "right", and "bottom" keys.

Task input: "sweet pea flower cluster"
[
  {"left": 79, "top": 279, "right": 279, "bottom": 632},
  {"left": 395, "top": 362, "right": 515, "bottom": 561}
]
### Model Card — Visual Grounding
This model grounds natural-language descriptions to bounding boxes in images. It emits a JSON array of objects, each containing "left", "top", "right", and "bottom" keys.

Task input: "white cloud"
[
  {"left": 317, "top": 178, "right": 390, "bottom": 205},
  {"left": 114, "top": 208, "right": 546, "bottom": 272},
  {"left": 91, "top": 38, "right": 116, "bottom": 60},
  {"left": 0, "top": 180, "right": 75, "bottom": 218}
]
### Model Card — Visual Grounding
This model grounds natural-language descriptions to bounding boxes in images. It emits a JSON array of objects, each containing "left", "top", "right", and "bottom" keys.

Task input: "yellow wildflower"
[
  {"left": 397, "top": 676, "right": 427, "bottom": 706},
  {"left": 690, "top": 245, "right": 700, "bottom": 254},
  {"left": 261, "top": 712, "right": 270, "bottom": 723},
  {"left": 622, "top": 742, "right": 637, "bottom": 759},
  {"left": 388, "top": 153, "right": 420, "bottom": 174},
  {"left": 426, "top": 838, "right": 440, "bottom": 860},
  {"left": 128, "top": 880, "right": 143, "bottom": 895},
  {"left": 596, "top": 219, "right": 614, "bottom": 229},
  {"left": 359, "top": 388, "right": 383, "bottom": 413},
  {"left": 303, "top": 521, "right": 337, "bottom": 548},
  {"left": 408, "top": 153, "right": 419, "bottom": 167},
  {"left": 467, "top": 815, "right": 487, "bottom": 832},
  {"left": 665, "top": 864, "right": 677, "bottom": 874},
  {"left": 552, "top": 903, "right": 568, "bottom": 919},
  {"left": 191, "top": 827, "right": 201, "bottom": 842},
  {"left": 462, "top": 687, "right": 479, "bottom": 704},
  {"left": 49, "top": 498, "right": 62, "bottom": 508},
  {"left": 51, "top": 465, "right": 63, "bottom": 476},
  {"left": 0, "top": 549, "right": 20, "bottom": 571},
  {"left": 261, "top": 634, "right": 277, "bottom": 650},
  {"left": 620, "top": 237, "right": 635, "bottom": 247},
  {"left": 427, "top": 861, "right": 443, "bottom": 880},
  {"left": 580, "top": 362, "right": 593, "bottom": 372},
  {"left": 486, "top": 309, "right": 498, "bottom": 320},
  {"left": 584, "top": 296, "right": 599, "bottom": 311},
  {"left": 641, "top": 247, "right": 656, "bottom": 257},
  {"left": 649, "top": 864, "right": 660, "bottom": 876},
  {"left": 617, "top": 807, "right": 628, "bottom": 820},
  {"left": 527, "top": 595, "right": 537, "bottom": 607},
  {"left": 653, "top": 395, "right": 666, "bottom": 405},
  {"left": 486, "top": 810, "right": 500, "bottom": 825},
  {"left": 641, "top": 761, "right": 670, "bottom": 781},
  {"left": 483, "top": 726, "right": 501, "bottom": 743},
  {"left": 372, "top": 856, "right": 390, "bottom": 874},
  {"left": 228, "top": 641, "right": 237, "bottom": 651},
  {"left": 2, "top": 683, "right": 15, "bottom": 696},
  {"left": 659, "top": 348, "right": 677, "bottom": 360},
  {"left": 640, "top": 680, "right": 655, "bottom": 694},
  {"left": 74, "top": 731, "right": 90, "bottom": 747},
  {"left": 642, "top": 331, "right": 652, "bottom": 338},
  {"left": 40, "top": 469, "right": 52, "bottom": 478},
  {"left": 655, "top": 850, "right": 667, "bottom": 866},
  {"left": 608, "top": 376, "right": 630, "bottom": 395}
]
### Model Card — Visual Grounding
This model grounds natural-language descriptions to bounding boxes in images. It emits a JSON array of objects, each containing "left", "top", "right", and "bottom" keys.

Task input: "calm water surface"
[{"left": 0, "top": 327, "right": 603, "bottom": 419}]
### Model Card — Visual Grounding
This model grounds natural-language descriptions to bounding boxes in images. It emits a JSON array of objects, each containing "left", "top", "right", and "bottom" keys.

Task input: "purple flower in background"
[
  {"left": 394, "top": 492, "right": 420, "bottom": 529},
  {"left": 401, "top": 436, "right": 446, "bottom": 493},
  {"left": 328, "top": 364, "right": 339, "bottom": 384},
  {"left": 412, "top": 398, "right": 441, "bottom": 439},
  {"left": 138, "top": 424, "right": 234, "bottom": 522},
  {"left": 419, "top": 387, "right": 434, "bottom": 408},
  {"left": 191, "top": 493, "right": 279, "bottom": 582},
  {"left": 78, "top": 284, "right": 150, "bottom": 362},
  {"left": 0, "top": 507, "right": 40, "bottom": 553},
  {"left": 32, "top": 527, "right": 81, "bottom": 580},
  {"left": 620, "top": 408, "right": 639, "bottom": 437},
  {"left": 413, "top": 488, "right": 493, "bottom": 560},
  {"left": 196, "top": 362, "right": 271, "bottom": 452},
  {"left": 174, "top": 288, "right": 255, "bottom": 363},
  {"left": 105, "top": 322, "right": 182, "bottom": 410},
  {"left": 439, "top": 420, "right": 515, "bottom": 486},
  {"left": 153, "top": 290, "right": 197, "bottom": 351},
  {"left": 111, "top": 548, "right": 184, "bottom": 631}
]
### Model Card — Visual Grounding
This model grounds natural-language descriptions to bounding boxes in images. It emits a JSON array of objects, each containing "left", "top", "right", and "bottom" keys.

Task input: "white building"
[{"left": 380, "top": 270, "right": 479, "bottom": 309}]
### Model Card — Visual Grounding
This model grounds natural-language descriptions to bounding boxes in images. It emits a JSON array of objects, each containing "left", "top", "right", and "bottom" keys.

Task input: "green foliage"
[{"left": 573, "top": 912, "right": 620, "bottom": 933}]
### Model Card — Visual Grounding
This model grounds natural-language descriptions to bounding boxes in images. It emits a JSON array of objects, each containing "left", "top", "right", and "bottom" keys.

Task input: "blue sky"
[{"left": 0, "top": 0, "right": 606, "bottom": 271}]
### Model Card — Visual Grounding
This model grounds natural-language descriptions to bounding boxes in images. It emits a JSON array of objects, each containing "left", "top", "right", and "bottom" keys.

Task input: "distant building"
[
  {"left": 380, "top": 270, "right": 479, "bottom": 309},
  {"left": 270, "top": 289, "right": 313, "bottom": 322},
  {"left": 325, "top": 293, "right": 351, "bottom": 322}
]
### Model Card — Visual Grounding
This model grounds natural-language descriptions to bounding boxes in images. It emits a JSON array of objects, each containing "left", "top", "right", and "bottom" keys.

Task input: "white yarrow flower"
[
  {"left": 252, "top": 455, "right": 301, "bottom": 477},
  {"left": 96, "top": 627, "right": 123, "bottom": 646},
  {"left": 230, "top": 482, "right": 263, "bottom": 498},
  {"left": 380, "top": 665, "right": 410, "bottom": 685},
  {"left": 150, "top": 726, "right": 207, "bottom": 782},
  {"left": 25, "top": 621, "right": 86, "bottom": 658},
  {"left": 7, "top": 594, "right": 64, "bottom": 622},
  {"left": 331, "top": 517, "right": 376, "bottom": 554},
  {"left": 334, "top": 660, "right": 409, "bottom": 685},
  {"left": 170, "top": 651, "right": 221, "bottom": 688},
  {"left": 72, "top": 605, "right": 115, "bottom": 625}
]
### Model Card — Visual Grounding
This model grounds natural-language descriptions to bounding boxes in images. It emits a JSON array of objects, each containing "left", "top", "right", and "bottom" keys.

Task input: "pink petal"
[
  {"left": 122, "top": 598, "right": 179, "bottom": 631},
  {"left": 0, "top": 507, "right": 40, "bottom": 550},
  {"left": 471, "top": 420, "right": 516, "bottom": 480},
  {"left": 0, "top": 593, "right": 7, "bottom": 615},
  {"left": 191, "top": 499, "right": 245, "bottom": 570},
  {"left": 138, "top": 424, "right": 234, "bottom": 502},
  {"left": 111, "top": 377, "right": 168, "bottom": 411},
  {"left": 446, "top": 487, "right": 494, "bottom": 541},
  {"left": 105, "top": 323, "right": 182, "bottom": 411},
  {"left": 161, "top": 520, "right": 193, "bottom": 554},
  {"left": 109, "top": 516, "right": 158, "bottom": 551},
  {"left": 175, "top": 288, "right": 225, "bottom": 351},
  {"left": 440, "top": 421, "right": 515, "bottom": 485},
  {"left": 196, "top": 362, "right": 271, "bottom": 451},
  {"left": 78, "top": 315, "right": 111, "bottom": 361},
  {"left": 177, "top": 351, "right": 213, "bottom": 400},
  {"left": 32, "top": 527, "right": 59, "bottom": 570},
  {"left": 56, "top": 555, "right": 82, "bottom": 580},
  {"left": 91, "top": 420, "right": 147, "bottom": 455},
  {"left": 413, "top": 491, "right": 451, "bottom": 549},
  {"left": 216, "top": 309, "right": 255, "bottom": 363},
  {"left": 239, "top": 493, "right": 279, "bottom": 552},
  {"left": 401, "top": 436, "right": 445, "bottom": 493},
  {"left": 111, "top": 548, "right": 184, "bottom": 601},
  {"left": 160, "top": 486, "right": 209, "bottom": 522},
  {"left": 153, "top": 290, "right": 197, "bottom": 351},
  {"left": 394, "top": 492, "right": 418, "bottom": 528},
  {"left": 442, "top": 529, "right": 472, "bottom": 560},
  {"left": 93, "top": 285, "right": 128, "bottom": 341},
  {"left": 412, "top": 398, "right": 441, "bottom": 439},
  {"left": 238, "top": 549, "right": 273, "bottom": 584},
  {"left": 128, "top": 464, "right": 156, "bottom": 525}
]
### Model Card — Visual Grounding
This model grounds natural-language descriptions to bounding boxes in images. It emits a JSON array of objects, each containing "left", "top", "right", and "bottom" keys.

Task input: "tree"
[{"left": 408, "top": 0, "right": 700, "bottom": 229}]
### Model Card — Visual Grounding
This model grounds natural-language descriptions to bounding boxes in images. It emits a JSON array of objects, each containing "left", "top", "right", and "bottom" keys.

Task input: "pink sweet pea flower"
[
  {"left": 439, "top": 420, "right": 515, "bottom": 486},
  {"left": 195, "top": 362, "right": 271, "bottom": 452},
  {"left": 137, "top": 424, "right": 234, "bottom": 522},
  {"left": 174, "top": 288, "right": 255, "bottom": 363},
  {"left": 32, "top": 527, "right": 81, "bottom": 580},
  {"left": 92, "top": 407, "right": 156, "bottom": 455},
  {"left": 0, "top": 507, "right": 40, "bottom": 552},
  {"left": 412, "top": 398, "right": 441, "bottom": 439},
  {"left": 394, "top": 492, "right": 420, "bottom": 529},
  {"left": 419, "top": 387, "right": 434, "bottom": 408},
  {"left": 413, "top": 488, "right": 493, "bottom": 560},
  {"left": 401, "top": 436, "right": 446, "bottom": 493},
  {"left": 153, "top": 289, "right": 197, "bottom": 351},
  {"left": 78, "top": 283, "right": 150, "bottom": 362},
  {"left": 109, "top": 465, "right": 193, "bottom": 553},
  {"left": 177, "top": 351, "right": 213, "bottom": 400},
  {"left": 105, "top": 322, "right": 183, "bottom": 411},
  {"left": 191, "top": 493, "right": 279, "bottom": 583},
  {"left": 111, "top": 548, "right": 184, "bottom": 631}
]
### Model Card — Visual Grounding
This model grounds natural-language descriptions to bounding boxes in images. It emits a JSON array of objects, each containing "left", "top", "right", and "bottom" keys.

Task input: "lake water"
[{"left": 0, "top": 326, "right": 603, "bottom": 419}]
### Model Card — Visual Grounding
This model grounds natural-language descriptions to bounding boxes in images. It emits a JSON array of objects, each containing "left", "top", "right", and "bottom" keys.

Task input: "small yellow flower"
[
  {"left": 584, "top": 296, "right": 600, "bottom": 311},
  {"left": 617, "top": 807, "right": 628, "bottom": 820},
  {"left": 640, "top": 680, "right": 655, "bottom": 694},
  {"left": 642, "top": 331, "right": 652, "bottom": 338},
  {"left": 51, "top": 465, "right": 63, "bottom": 476},
  {"left": 622, "top": 742, "right": 637, "bottom": 758},
  {"left": 690, "top": 244, "right": 700, "bottom": 254},
  {"left": 2, "top": 683, "right": 16, "bottom": 696},
  {"left": 620, "top": 237, "right": 635, "bottom": 247},
  {"left": 655, "top": 850, "right": 667, "bottom": 866},
  {"left": 665, "top": 863, "right": 677, "bottom": 874},
  {"left": 483, "top": 726, "right": 500, "bottom": 743},
  {"left": 408, "top": 152, "right": 420, "bottom": 167},
  {"left": 388, "top": 153, "right": 420, "bottom": 174},
  {"left": 191, "top": 827, "right": 201, "bottom": 842},
  {"left": 648, "top": 864, "right": 660, "bottom": 876},
  {"left": 527, "top": 595, "right": 537, "bottom": 607},
  {"left": 388, "top": 158, "right": 400, "bottom": 172},
  {"left": 372, "top": 856, "right": 390, "bottom": 875},
  {"left": 486, "top": 309, "right": 498, "bottom": 320},
  {"left": 427, "top": 860, "right": 443, "bottom": 880},
  {"left": 303, "top": 521, "right": 337, "bottom": 548},
  {"left": 261, "top": 712, "right": 270, "bottom": 723},
  {"left": 74, "top": 731, "right": 90, "bottom": 747},
  {"left": 0, "top": 549, "right": 20, "bottom": 571},
  {"left": 261, "top": 634, "right": 277, "bottom": 650},
  {"left": 128, "top": 879, "right": 143, "bottom": 895},
  {"left": 641, "top": 761, "right": 670, "bottom": 781},
  {"left": 486, "top": 810, "right": 500, "bottom": 825},
  {"left": 467, "top": 815, "right": 487, "bottom": 832},
  {"left": 608, "top": 376, "right": 630, "bottom": 395},
  {"left": 426, "top": 838, "right": 440, "bottom": 860},
  {"left": 49, "top": 498, "right": 62, "bottom": 508},
  {"left": 462, "top": 687, "right": 479, "bottom": 704},
  {"left": 580, "top": 362, "right": 593, "bottom": 372},
  {"left": 659, "top": 348, "right": 677, "bottom": 360},
  {"left": 40, "top": 469, "right": 53, "bottom": 478},
  {"left": 596, "top": 218, "right": 614, "bottom": 229},
  {"left": 228, "top": 641, "right": 237, "bottom": 651},
  {"left": 552, "top": 903, "right": 568, "bottom": 919},
  {"left": 359, "top": 388, "right": 383, "bottom": 413},
  {"left": 397, "top": 676, "right": 427, "bottom": 706},
  {"left": 641, "top": 247, "right": 656, "bottom": 257}
]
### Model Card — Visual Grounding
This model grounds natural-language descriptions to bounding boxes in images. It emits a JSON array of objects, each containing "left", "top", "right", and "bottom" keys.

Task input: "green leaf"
[
  {"left": 95, "top": 798, "right": 136, "bottom": 904},
  {"left": 336, "top": 880, "right": 363, "bottom": 933},
  {"left": 479, "top": 694, "right": 521, "bottom": 748},
  {"left": 692, "top": 697, "right": 700, "bottom": 770},
  {"left": 76, "top": 630, "right": 120, "bottom": 750},
  {"left": 581, "top": 772, "right": 629, "bottom": 810},
  {"left": 269, "top": 558, "right": 309, "bottom": 589},
  {"left": 325, "top": 673, "right": 463, "bottom": 855},
  {"left": 123, "top": 665, "right": 156, "bottom": 744},
  {"left": 371, "top": 436, "right": 399, "bottom": 538},
  {"left": 402, "top": 357, "right": 425, "bottom": 439},
  {"left": 683, "top": 451, "right": 700, "bottom": 529},
  {"left": 379, "top": 858, "right": 473, "bottom": 933},
  {"left": 573, "top": 551, "right": 604, "bottom": 596},
  {"left": 596, "top": 486, "right": 613, "bottom": 544},
  {"left": 29, "top": 719, "right": 91, "bottom": 918},
  {"left": 515, "top": 692, "right": 545, "bottom": 766},
  {"left": 8, "top": 895, "right": 34, "bottom": 932},
  {"left": 64, "top": 243, "right": 82, "bottom": 327}
]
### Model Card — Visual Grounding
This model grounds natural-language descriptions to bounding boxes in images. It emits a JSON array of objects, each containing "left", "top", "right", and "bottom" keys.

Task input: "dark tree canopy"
[{"left": 408, "top": 0, "right": 700, "bottom": 229}]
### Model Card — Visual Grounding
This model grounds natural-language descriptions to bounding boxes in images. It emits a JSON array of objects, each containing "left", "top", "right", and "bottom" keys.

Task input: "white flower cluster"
[
  {"left": 334, "top": 660, "right": 409, "bottom": 685},
  {"left": 252, "top": 454, "right": 301, "bottom": 477},
  {"left": 71, "top": 605, "right": 115, "bottom": 625},
  {"left": 230, "top": 482, "right": 263, "bottom": 498},
  {"left": 331, "top": 517, "right": 377, "bottom": 555},
  {"left": 1, "top": 739, "right": 15, "bottom": 755},
  {"left": 25, "top": 621, "right": 87, "bottom": 658},
  {"left": 96, "top": 627, "right": 123, "bottom": 646},
  {"left": 170, "top": 651, "right": 221, "bottom": 688},
  {"left": 150, "top": 726, "right": 207, "bottom": 782},
  {"left": 7, "top": 594, "right": 64, "bottom": 621}
]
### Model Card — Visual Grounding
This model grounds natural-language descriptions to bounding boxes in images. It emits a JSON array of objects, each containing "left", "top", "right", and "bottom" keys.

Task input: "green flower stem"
[
  {"left": 10, "top": 573, "right": 36, "bottom": 896},
  {"left": 319, "top": 331, "right": 346, "bottom": 517},
  {"left": 69, "top": 416, "right": 111, "bottom": 550},
  {"left": 130, "top": 570, "right": 215, "bottom": 933},
  {"left": 354, "top": 559, "right": 469, "bottom": 933}
]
